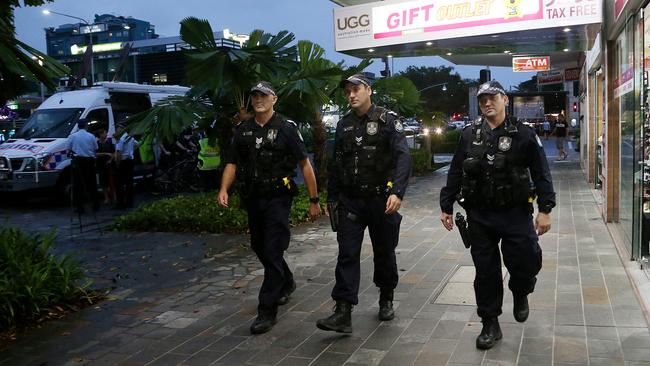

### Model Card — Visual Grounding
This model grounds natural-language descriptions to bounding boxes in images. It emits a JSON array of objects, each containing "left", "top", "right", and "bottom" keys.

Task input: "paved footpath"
[{"left": 2, "top": 142, "right": 650, "bottom": 366}]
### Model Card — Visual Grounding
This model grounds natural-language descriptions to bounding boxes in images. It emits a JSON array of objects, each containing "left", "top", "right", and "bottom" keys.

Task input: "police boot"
[
  {"left": 476, "top": 317, "right": 502, "bottom": 350},
  {"left": 513, "top": 294, "right": 529, "bottom": 323},
  {"left": 378, "top": 289, "right": 395, "bottom": 321},
  {"left": 250, "top": 306, "right": 277, "bottom": 335},
  {"left": 277, "top": 279, "right": 297, "bottom": 306},
  {"left": 316, "top": 301, "right": 353, "bottom": 333}
]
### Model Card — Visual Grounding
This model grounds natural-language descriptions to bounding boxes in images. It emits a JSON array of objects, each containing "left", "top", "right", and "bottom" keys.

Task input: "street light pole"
[
  {"left": 418, "top": 83, "right": 448, "bottom": 93},
  {"left": 42, "top": 10, "right": 94, "bottom": 85}
]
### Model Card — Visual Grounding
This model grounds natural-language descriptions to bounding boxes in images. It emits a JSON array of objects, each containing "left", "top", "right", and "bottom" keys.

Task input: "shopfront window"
[{"left": 616, "top": 15, "right": 643, "bottom": 259}]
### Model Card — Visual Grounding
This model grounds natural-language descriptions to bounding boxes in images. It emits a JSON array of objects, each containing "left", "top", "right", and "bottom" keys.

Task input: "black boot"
[
  {"left": 316, "top": 301, "right": 353, "bottom": 333},
  {"left": 476, "top": 317, "right": 502, "bottom": 350},
  {"left": 513, "top": 294, "right": 529, "bottom": 323},
  {"left": 277, "top": 279, "right": 297, "bottom": 306},
  {"left": 250, "top": 307, "right": 277, "bottom": 335},
  {"left": 378, "top": 288, "right": 395, "bottom": 321}
]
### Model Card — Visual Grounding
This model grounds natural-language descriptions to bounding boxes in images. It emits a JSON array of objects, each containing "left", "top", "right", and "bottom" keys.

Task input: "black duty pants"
[
  {"left": 468, "top": 206, "right": 543, "bottom": 318},
  {"left": 245, "top": 194, "right": 294, "bottom": 312},
  {"left": 332, "top": 196, "right": 401, "bottom": 305},
  {"left": 116, "top": 159, "right": 134, "bottom": 207},
  {"left": 71, "top": 157, "right": 98, "bottom": 211}
]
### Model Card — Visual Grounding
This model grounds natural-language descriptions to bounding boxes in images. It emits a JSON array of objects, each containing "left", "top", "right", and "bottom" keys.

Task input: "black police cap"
[
  {"left": 477, "top": 80, "right": 506, "bottom": 97},
  {"left": 340, "top": 73, "right": 371, "bottom": 88},
  {"left": 250, "top": 81, "right": 276, "bottom": 96}
]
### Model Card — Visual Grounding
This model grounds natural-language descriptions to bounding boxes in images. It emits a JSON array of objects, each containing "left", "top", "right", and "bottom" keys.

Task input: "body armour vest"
[
  {"left": 459, "top": 117, "right": 535, "bottom": 210},
  {"left": 235, "top": 115, "right": 298, "bottom": 188},
  {"left": 337, "top": 106, "right": 396, "bottom": 193}
]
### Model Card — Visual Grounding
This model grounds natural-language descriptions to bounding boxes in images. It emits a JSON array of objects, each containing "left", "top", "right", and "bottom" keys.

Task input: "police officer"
[
  {"left": 218, "top": 81, "right": 320, "bottom": 334},
  {"left": 316, "top": 74, "right": 412, "bottom": 333},
  {"left": 67, "top": 118, "right": 99, "bottom": 213},
  {"left": 439, "top": 80, "right": 555, "bottom": 350}
]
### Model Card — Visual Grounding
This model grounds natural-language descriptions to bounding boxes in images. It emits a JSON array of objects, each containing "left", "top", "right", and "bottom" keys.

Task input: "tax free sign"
[{"left": 334, "top": 0, "right": 602, "bottom": 52}]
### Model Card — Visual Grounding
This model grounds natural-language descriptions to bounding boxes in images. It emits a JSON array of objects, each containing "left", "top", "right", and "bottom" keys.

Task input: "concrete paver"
[{"left": 1, "top": 140, "right": 649, "bottom": 365}]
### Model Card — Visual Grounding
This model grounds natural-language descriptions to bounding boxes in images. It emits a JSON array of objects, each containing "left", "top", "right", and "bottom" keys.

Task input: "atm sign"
[{"left": 512, "top": 56, "right": 550, "bottom": 72}]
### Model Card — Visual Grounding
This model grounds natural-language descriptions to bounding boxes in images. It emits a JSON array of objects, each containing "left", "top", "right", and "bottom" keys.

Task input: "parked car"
[{"left": 403, "top": 119, "right": 422, "bottom": 134}]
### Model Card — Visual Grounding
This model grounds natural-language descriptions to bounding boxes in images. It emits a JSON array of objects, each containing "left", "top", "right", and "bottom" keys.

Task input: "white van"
[{"left": 0, "top": 82, "right": 189, "bottom": 196}]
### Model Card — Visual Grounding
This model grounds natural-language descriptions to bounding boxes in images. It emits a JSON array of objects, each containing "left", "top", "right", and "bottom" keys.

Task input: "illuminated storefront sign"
[
  {"left": 564, "top": 67, "right": 581, "bottom": 81},
  {"left": 334, "top": 0, "right": 602, "bottom": 51},
  {"left": 70, "top": 42, "right": 123, "bottom": 55},
  {"left": 512, "top": 56, "right": 550, "bottom": 72},
  {"left": 537, "top": 70, "right": 564, "bottom": 85}
]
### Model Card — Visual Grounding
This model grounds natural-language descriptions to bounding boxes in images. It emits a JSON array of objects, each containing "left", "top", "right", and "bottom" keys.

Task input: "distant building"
[{"left": 44, "top": 14, "right": 247, "bottom": 85}]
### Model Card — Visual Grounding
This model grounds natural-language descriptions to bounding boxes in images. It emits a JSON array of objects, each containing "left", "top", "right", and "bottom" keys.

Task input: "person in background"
[
  {"left": 114, "top": 124, "right": 139, "bottom": 209},
  {"left": 553, "top": 114, "right": 569, "bottom": 160},
  {"left": 66, "top": 118, "right": 99, "bottom": 213},
  {"left": 95, "top": 129, "right": 115, "bottom": 204}
]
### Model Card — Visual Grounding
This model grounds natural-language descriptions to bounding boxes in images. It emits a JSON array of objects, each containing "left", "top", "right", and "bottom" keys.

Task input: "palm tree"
[
  {"left": 1, "top": 1, "right": 70, "bottom": 105},
  {"left": 125, "top": 17, "right": 296, "bottom": 152},
  {"left": 275, "top": 45, "right": 371, "bottom": 189},
  {"left": 125, "top": 17, "right": 373, "bottom": 190}
]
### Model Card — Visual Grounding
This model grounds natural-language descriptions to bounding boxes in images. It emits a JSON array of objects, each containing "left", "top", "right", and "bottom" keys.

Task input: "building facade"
[{"left": 45, "top": 15, "right": 246, "bottom": 86}]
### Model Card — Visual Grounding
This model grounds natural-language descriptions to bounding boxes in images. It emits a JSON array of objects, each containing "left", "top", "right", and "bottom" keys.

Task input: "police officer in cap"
[
  {"left": 218, "top": 81, "right": 320, "bottom": 334},
  {"left": 439, "top": 80, "right": 555, "bottom": 349},
  {"left": 66, "top": 118, "right": 99, "bottom": 213},
  {"left": 316, "top": 74, "right": 411, "bottom": 333}
]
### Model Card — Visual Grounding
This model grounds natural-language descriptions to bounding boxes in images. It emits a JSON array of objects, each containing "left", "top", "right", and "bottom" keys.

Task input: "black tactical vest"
[
  {"left": 236, "top": 115, "right": 298, "bottom": 194},
  {"left": 459, "top": 117, "right": 535, "bottom": 209},
  {"left": 337, "top": 106, "right": 395, "bottom": 195}
]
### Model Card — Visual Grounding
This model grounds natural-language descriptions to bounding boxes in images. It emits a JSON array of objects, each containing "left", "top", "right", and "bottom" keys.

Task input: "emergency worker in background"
[
  {"left": 66, "top": 118, "right": 99, "bottom": 213},
  {"left": 218, "top": 81, "right": 320, "bottom": 334},
  {"left": 439, "top": 80, "right": 556, "bottom": 350}
]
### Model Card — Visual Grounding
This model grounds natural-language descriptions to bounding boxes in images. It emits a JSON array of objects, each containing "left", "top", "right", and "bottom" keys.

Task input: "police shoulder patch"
[{"left": 394, "top": 119, "right": 404, "bottom": 133}]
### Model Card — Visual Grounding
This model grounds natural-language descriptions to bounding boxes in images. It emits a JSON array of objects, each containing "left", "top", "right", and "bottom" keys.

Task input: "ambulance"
[{"left": 0, "top": 82, "right": 189, "bottom": 197}]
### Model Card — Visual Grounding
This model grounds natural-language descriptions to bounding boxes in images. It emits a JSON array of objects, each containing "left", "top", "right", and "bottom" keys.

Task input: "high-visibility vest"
[
  {"left": 197, "top": 138, "right": 220, "bottom": 170},
  {"left": 139, "top": 136, "right": 155, "bottom": 164}
]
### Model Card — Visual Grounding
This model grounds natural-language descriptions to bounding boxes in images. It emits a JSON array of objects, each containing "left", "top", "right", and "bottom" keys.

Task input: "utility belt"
[
  {"left": 458, "top": 180, "right": 535, "bottom": 211},
  {"left": 343, "top": 182, "right": 391, "bottom": 198},
  {"left": 242, "top": 176, "right": 297, "bottom": 198}
]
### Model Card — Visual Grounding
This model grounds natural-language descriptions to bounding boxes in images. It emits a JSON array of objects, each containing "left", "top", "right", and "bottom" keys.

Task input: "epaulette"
[{"left": 286, "top": 119, "right": 298, "bottom": 127}]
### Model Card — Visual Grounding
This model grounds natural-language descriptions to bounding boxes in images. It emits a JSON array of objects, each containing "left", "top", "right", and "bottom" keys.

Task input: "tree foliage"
[
  {"left": 398, "top": 66, "right": 477, "bottom": 118},
  {"left": 372, "top": 76, "right": 421, "bottom": 117},
  {"left": 1, "top": 0, "right": 70, "bottom": 105}
]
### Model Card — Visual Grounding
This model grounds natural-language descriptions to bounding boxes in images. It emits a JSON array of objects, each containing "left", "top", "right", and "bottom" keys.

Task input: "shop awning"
[{"left": 331, "top": 0, "right": 602, "bottom": 68}]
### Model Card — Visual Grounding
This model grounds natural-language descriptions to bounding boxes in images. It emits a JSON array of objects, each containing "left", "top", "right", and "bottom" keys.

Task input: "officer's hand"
[
  {"left": 440, "top": 212, "right": 454, "bottom": 231},
  {"left": 308, "top": 203, "right": 321, "bottom": 222},
  {"left": 385, "top": 194, "right": 401, "bottom": 214},
  {"left": 535, "top": 212, "right": 551, "bottom": 236},
  {"left": 217, "top": 190, "right": 229, "bottom": 208}
]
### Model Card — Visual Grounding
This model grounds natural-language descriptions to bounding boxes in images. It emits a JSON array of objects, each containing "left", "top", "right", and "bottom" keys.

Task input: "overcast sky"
[{"left": 14, "top": 0, "right": 534, "bottom": 89}]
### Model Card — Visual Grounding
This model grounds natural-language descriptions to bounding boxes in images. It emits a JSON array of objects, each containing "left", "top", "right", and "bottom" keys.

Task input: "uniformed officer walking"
[
  {"left": 66, "top": 118, "right": 99, "bottom": 213},
  {"left": 317, "top": 74, "right": 412, "bottom": 333},
  {"left": 439, "top": 80, "right": 556, "bottom": 349},
  {"left": 218, "top": 81, "right": 320, "bottom": 334}
]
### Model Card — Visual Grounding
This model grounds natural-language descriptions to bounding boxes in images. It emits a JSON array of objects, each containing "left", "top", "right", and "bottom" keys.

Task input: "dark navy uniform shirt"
[
  {"left": 226, "top": 112, "right": 308, "bottom": 169},
  {"left": 440, "top": 117, "right": 556, "bottom": 214},
  {"left": 327, "top": 104, "right": 411, "bottom": 202}
]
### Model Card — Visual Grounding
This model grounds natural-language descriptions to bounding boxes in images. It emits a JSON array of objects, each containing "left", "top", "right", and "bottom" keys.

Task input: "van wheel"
[{"left": 56, "top": 169, "right": 73, "bottom": 205}]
